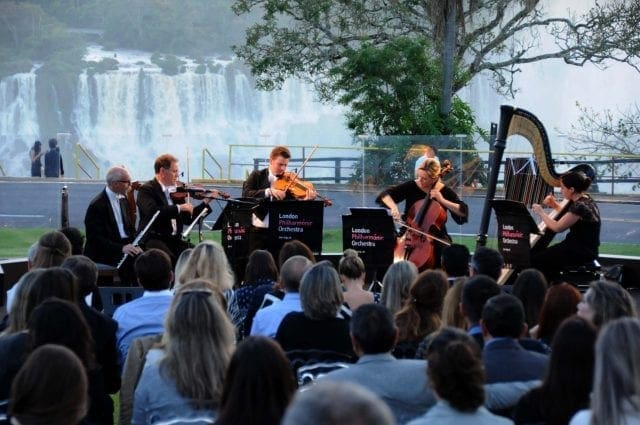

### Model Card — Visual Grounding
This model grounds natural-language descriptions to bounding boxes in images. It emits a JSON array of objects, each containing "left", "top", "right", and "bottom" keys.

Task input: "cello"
[{"left": 395, "top": 160, "right": 452, "bottom": 271}]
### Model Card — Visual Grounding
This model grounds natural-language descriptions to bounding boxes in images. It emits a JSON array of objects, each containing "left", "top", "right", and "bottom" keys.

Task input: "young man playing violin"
[
  {"left": 376, "top": 158, "right": 468, "bottom": 270},
  {"left": 136, "top": 153, "right": 215, "bottom": 264}
]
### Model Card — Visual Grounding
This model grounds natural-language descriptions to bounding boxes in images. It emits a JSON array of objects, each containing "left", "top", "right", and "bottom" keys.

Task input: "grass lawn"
[{"left": 2, "top": 227, "right": 639, "bottom": 259}]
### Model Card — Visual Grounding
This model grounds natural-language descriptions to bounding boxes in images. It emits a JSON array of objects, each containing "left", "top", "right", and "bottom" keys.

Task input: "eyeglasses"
[{"left": 117, "top": 180, "right": 131, "bottom": 184}]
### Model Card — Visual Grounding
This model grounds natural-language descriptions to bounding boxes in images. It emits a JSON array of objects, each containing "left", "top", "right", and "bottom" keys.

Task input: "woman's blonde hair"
[
  {"left": 300, "top": 262, "right": 344, "bottom": 320},
  {"left": 418, "top": 158, "right": 441, "bottom": 179},
  {"left": 32, "top": 231, "right": 71, "bottom": 268},
  {"left": 178, "top": 240, "right": 234, "bottom": 293},
  {"left": 160, "top": 280, "right": 236, "bottom": 409},
  {"left": 381, "top": 261, "right": 418, "bottom": 315}
]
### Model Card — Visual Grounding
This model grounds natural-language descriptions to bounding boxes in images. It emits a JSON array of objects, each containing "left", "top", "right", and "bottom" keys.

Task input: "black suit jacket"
[
  {"left": 242, "top": 168, "right": 271, "bottom": 198},
  {"left": 136, "top": 178, "right": 210, "bottom": 238},
  {"left": 84, "top": 189, "right": 135, "bottom": 266}
]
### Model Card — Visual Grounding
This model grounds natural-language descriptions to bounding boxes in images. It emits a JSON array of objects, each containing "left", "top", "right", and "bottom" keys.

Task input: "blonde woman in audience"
[
  {"left": 339, "top": 249, "right": 376, "bottom": 311},
  {"left": 172, "top": 248, "right": 193, "bottom": 291},
  {"left": 1, "top": 270, "right": 45, "bottom": 335},
  {"left": 381, "top": 260, "right": 418, "bottom": 315},
  {"left": 132, "top": 280, "right": 235, "bottom": 424},
  {"left": 441, "top": 278, "right": 467, "bottom": 329},
  {"left": 177, "top": 240, "right": 235, "bottom": 301},
  {"left": 569, "top": 317, "right": 640, "bottom": 425},
  {"left": 577, "top": 280, "right": 637, "bottom": 330}
]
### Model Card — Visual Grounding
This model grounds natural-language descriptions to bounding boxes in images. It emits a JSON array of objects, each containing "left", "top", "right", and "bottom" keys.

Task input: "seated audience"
[
  {"left": 569, "top": 317, "right": 640, "bottom": 425},
  {"left": 406, "top": 327, "right": 514, "bottom": 425},
  {"left": 275, "top": 262, "right": 355, "bottom": 359},
  {"left": 113, "top": 248, "right": 173, "bottom": 365},
  {"left": 251, "top": 256, "right": 312, "bottom": 338},
  {"left": 511, "top": 268, "right": 548, "bottom": 329},
  {"left": 481, "top": 294, "right": 548, "bottom": 384},
  {"left": 282, "top": 381, "right": 395, "bottom": 425},
  {"left": 441, "top": 243, "right": 470, "bottom": 283},
  {"left": 461, "top": 274, "right": 501, "bottom": 348},
  {"left": 1, "top": 270, "right": 45, "bottom": 336},
  {"left": 394, "top": 270, "right": 448, "bottom": 359},
  {"left": 381, "top": 260, "right": 418, "bottom": 315},
  {"left": 339, "top": 249, "right": 377, "bottom": 311},
  {"left": 214, "top": 336, "right": 297, "bottom": 425},
  {"left": 59, "top": 226, "right": 85, "bottom": 255},
  {"left": 577, "top": 279, "right": 638, "bottom": 330},
  {"left": 278, "top": 239, "right": 316, "bottom": 268},
  {"left": 177, "top": 240, "right": 235, "bottom": 301},
  {"left": 172, "top": 247, "right": 193, "bottom": 291},
  {"left": 320, "top": 303, "right": 437, "bottom": 424},
  {"left": 441, "top": 278, "right": 467, "bottom": 329},
  {"left": 514, "top": 316, "right": 597, "bottom": 425},
  {"left": 530, "top": 282, "right": 582, "bottom": 345},
  {"left": 133, "top": 281, "right": 236, "bottom": 424},
  {"left": 9, "top": 345, "right": 88, "bottom": 425},
  {"left": 469, "top": 247, "right": 504, "bottom": 281}
]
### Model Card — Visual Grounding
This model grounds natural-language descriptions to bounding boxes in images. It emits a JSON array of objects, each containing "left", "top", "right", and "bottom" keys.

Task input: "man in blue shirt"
[{"left": 113, "top": 248, "right": 173, "bottom": 365}]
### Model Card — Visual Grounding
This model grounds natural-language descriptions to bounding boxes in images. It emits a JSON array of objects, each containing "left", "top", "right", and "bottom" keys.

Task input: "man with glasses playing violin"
[
  {"left": 137, "top": 153, "right": 215, "bottom": 265},
  {"left": 84, "top": 165, "right": 143, "bottom": 284}
]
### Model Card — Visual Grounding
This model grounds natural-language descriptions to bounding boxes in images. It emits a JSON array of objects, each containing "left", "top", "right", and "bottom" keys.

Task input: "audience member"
[
  {"left": 469, "top": 247, "right": 504, "bottom": 281},
  {"left": 530, "top": 282, "right": 582, "bottom": 345},
  {"left": 9, "top": 345, "right": 88, "bottom": 425},
  {"left": 441, "top": 278, "right": 467, "bottom": 329},
  {"left": 511, "top": 268, "right": 548, "bottom": 329},
  {"left": 381, "top": 260, "right": 418, "bottom": 315},
  {"left": 569, "top": 317, "right": 640, "bottom": 425},
  {"left": 1, "top": 270, "right": 44, "bottom": 335},
  {"left": 177, "top": 240, "right": 234, "bottom": 300},
  {"left": 215, "top": 336, "right": 297, "bottom": 425},
  {"left": 172, "top": 247, "right": 193, "bottom": 291},
  {"left": 61, "top": 256, "right": 120, "bottom": 399},
  {"left": 394, "top": 270, "right": 448, "bottom": 359},
  {"left": 132, "top": 281, "right": 236, "bottom": 424},
  {"left": 461, "top": 274, "right": 501, "bottom": 348},
  {"left": 229, "top": 249, "right": 278, "bottom": 338},
  {"left": 278, "top": 239, "right": 316, "bottom": 268},
  {"left": 481, "top": 294, "right": 548, "bottom": 384},
  {"left": 251, "top": 256, "right": 312, "bottom": 338},
  {"left": 320, "top": 303, "right": 437, "bottom": 423},
  {"left": 59, "top": 226, "right": 85, "bottom": 255},
  {"left": 282, "top": 381, "right": 395, "bottom": 425},
  {"left": 339, "top": 249, "right": 376, "bottom": 311},
  {"left": 441, "top": 243, "right": 470, "bottom": 283},
  {"left": 113, "top": 248, "right": 173, "bottom": 365},
  {"left": 406, "top": 327, "right": 514, "bottom": 425},
  {"left": 577, "top": 279, "right": 638, "bottom": 330},
  {"left": 275, "top": 262, "right": 355, "bottom": 358},
  {"left": 514, "top": 316, "right": 597, "bottom": 425}
]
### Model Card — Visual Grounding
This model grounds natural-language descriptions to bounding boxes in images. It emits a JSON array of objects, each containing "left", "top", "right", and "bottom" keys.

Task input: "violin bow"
[{"left": 283, "top": 145, "right": 318, "bottom": 192}]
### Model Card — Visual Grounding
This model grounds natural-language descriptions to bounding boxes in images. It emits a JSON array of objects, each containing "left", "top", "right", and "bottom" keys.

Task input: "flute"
[{"left": 117, "top": 210, "right": 160, "bottom": 269}]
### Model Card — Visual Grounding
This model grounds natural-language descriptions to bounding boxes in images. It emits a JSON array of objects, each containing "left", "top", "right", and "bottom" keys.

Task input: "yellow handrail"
[
  {"left": 202, "top": 148, "right": 224, "bottom": 180},
  {"left": 74, "top": 143, "right": 100, "bottom": 180}
]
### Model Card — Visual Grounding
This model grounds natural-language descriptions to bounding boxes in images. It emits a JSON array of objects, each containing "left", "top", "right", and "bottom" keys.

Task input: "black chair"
[
  {"left": 559, "top": 259, "right": 601, "bottom": 289},
  {"left": 99, "top": 286, "right": 144, "bottom": 316}
]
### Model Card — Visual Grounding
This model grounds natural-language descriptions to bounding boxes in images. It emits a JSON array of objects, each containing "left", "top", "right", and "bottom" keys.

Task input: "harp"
[{"left": 476, "top": 105, "right": 595, "bottom": 264}]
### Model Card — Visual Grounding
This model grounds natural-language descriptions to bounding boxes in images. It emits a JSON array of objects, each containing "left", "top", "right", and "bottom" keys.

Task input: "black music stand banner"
[
  {"left": 342, "top": 208, "right": 395, "bottom": 269},
  {"left": 268, "top": 200, "right": 324, "bottom": 256},
  {"left": 491, "top": 200, "right": 541, "bottom": 269},
  {"left": 212, "top": 199, "right": 255, "bottom": 280}
]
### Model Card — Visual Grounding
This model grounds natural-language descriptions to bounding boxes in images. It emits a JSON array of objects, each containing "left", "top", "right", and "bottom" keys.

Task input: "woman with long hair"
[
  {"left": 381, "top": 260, "right": 418, "bottom": 315},
  {"left": 514, "top": 316, "right": 597, "bottom": 425},
  {"left": 512, "top": 268, "right": 548, "bottom": 329},
  {"left": 531, "top": 282, "right": 582, "bottom": 344},
  {"left": 577, "top": 279, "right": 637, "bottom": 330},
  {"left": 177, "top": 240, "right": 235, "bottom": 300},
  {"left": 215, "top": 336, "right": 296, "bottom": 425},
  {"left": 29, "top": 140, "right": 43, "bottom": 177},
  {"left": 569, "top": 317, "right": 640, "bottom": 425},
  {"left": 132, "top": 280, "right": 236, "bottom": 424}
]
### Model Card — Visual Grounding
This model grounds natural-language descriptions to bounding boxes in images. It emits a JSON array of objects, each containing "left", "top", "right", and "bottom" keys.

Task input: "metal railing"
[
  {"left": 74, "top": 143, "right": 101, "bottom": 180},
  {"left": 201, "top": 148, "right": 223, "bottom": 180}
]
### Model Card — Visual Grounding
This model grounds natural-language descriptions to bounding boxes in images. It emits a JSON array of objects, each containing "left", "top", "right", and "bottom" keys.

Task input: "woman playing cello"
[{"left": 376, "top": 158, "right": 468, "bottom": 270}]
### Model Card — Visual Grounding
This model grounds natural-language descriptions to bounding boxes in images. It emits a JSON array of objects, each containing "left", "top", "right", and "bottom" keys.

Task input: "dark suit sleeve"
[
  {"left": 242, "top": 170, "right": 269, "bottom": 198},
  {"left": 136, "top": 182, "right": 180, "bottom": 231},
  {"left": 84, "top": 196, "right": 125, "bottom": 264}
]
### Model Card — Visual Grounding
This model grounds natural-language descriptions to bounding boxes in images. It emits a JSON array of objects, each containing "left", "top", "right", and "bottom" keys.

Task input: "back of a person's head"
[
  {"left": 173, "top": 248, "right": 193, "bottom": 289},
  {"left": 61, "top": 255, "right": 98, "bottom": 297},
  {"left": 584, "top": 280, "right": 637, "bottom": 328},
  {"left": 162, "top": 282, "right": 235, "bottom": 408},
  {"left": 279, "top": 255, "right": 312, "bottom": 292},
  {"left": 134, "top": 248, "right": 173, "bottom": 291},
  {"left": 441, "top": 243, "right": 470, "bottom": 277},
  {"left": 9, "top": 344, "right": 88, "bottom": 425},
  {"left": 58, "top": 227, "right": 85, "bottom": 255},
  {"left": 469, "top": 247, "right": 504, "bottom": 280},
  {"left": 426, "top": 327, "right": 485, "bottom": 412},
  {"left": 282, "top": 381, "right": 394, "bottom": 425},
  {"left": 25, "top": 267, "right": 78, "bottom": 323},
  {"left": 28, "top": 298, "right": 95, "bottom": 368},
  {"left": 32, "top": 231, "right": 72, "bottom": 268},
  {"left": 461, "top": 274, "right": 501, "bottom": 325},
  {"left": 48, "top": 138, "right": 58, "bottom": 148},
  {"left": 512, "top": 268, "right": 548, "bottom": 328},
  {"left": 441, "top": 278, "right": 467, "bottom": 329},
  {"left": 338, "top": 249, "right": 366, "bottom": 280},
  {"left": 278, "top": 239, "right": 316, "bottom": 268},
  {"left": 299, "top": 262, "right": 343, "bottom": 320},
  {"left": 244, "top": 249, "right": 278, "bottom": 286},
  {"left": 351, "top": 304, "right": 397, "bottom": 354},
  {"left": 178, "top": 240, "right": 234, "bottom": 292},
  {"left": 481, "top": 293, "right": 525, "bottom": 338},
  {"left": 396, "top": 270, "right": 449, "bottom": 340},
  {"left": 3, "top": 269, "right": 46, "bottom": 335},
  {"left": 536, "top": 282, "right": 582, "bottom": 343},
  {"left": 217, "top": 336, "right": 296, "bottom": 425},
  {"left": 591, "top": 317, "right": 640, "bottom": 425},
  {"left": 381, "top": 260, "right": 418, "bottom": 314},
  {"left": 540, "top": 316, "right": 597, "bottom": 424}
]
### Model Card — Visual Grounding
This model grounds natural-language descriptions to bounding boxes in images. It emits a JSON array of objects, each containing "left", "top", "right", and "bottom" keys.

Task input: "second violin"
[
  {"left": 272, "top": 172, "right": 333, "bottom": 206},
  {"left": 170, "top": 182, "right": 231, "bottom": 202}
]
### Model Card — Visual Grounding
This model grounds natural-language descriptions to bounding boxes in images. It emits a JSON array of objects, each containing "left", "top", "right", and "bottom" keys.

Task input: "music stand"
[
  {"left": 491, "top": 199, "right": 540, "bottom": 269},
  {"left": 212, "top": 198, "right": 256, "bottom": 282}
]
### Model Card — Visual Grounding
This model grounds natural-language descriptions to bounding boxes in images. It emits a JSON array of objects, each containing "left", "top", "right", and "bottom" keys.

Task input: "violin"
[
  {"left": 170, "top": 182, "right": 231, "bottom": 202},
  {"left": 273, "top": 171, "right": 333, "bottom": 206},
  {"left": 394, "top": 160, "right": 452, "bottom": 270}
]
